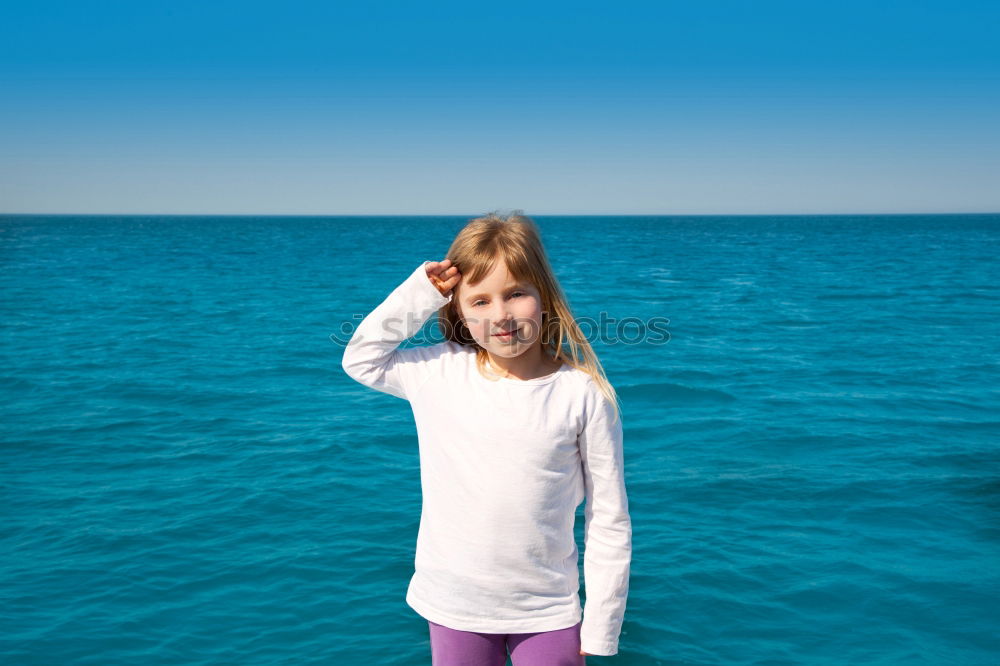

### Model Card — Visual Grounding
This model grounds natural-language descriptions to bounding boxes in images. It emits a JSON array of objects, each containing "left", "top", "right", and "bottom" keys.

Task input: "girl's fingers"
[
  {"left": 426, "top": 259, "right": 454, "bottom": 277},
  {"left": 425, "top": 260, "right": 460, "bottom": 295},
  {"left": 432, "top": 267, "right": 459, "bottom": 281}
]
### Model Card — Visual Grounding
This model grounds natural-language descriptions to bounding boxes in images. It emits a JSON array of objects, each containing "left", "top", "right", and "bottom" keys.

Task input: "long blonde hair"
[{"left": 436, "top": 210, "right": 621, "bottom": 422}]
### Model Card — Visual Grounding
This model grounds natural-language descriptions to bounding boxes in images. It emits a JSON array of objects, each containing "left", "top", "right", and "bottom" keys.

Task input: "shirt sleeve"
[
  {"left": 577, "top": 384, "right": 632, "bottom": 656},
  {"left": 340, "top": 261, "right": 453, "bottom": 401}
]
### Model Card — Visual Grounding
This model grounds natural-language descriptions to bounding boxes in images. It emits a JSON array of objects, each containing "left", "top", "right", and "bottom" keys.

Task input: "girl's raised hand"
[{"left": 426, "top": 258, "right": 461, "bottom": 297}]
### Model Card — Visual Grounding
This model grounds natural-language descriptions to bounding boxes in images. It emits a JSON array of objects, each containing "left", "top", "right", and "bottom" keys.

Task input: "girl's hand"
[
  {"left": 579, "top": 650, "right": 592, "bottom": 656},
  {"left": 426, "top": 258, "right": 461, "bottom": 297}
]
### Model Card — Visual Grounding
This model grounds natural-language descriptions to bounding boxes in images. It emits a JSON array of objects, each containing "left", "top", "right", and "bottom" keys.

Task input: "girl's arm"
[
  {"left": 341, "top": 260, "right": 456, "bottom": 400},
  {"left": 578, "top": 387, "right": 632, "bottom": 656}
]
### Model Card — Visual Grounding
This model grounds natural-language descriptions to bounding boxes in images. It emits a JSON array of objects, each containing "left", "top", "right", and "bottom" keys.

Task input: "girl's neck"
[{"left": 485, "top": 343, "right": 562, "bottom": 381}]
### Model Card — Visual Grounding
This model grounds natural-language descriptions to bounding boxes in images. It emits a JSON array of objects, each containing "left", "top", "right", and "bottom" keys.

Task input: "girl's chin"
[
  {"left": 489, "top": 345, "right": 522, "bottom": 353},
  {"left": 486, "top": 339, "right": 537, "bottom": 355}
]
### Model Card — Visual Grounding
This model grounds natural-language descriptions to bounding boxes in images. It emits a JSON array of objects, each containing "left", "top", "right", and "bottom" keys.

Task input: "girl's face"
[{"left": 455, "top": 260, "right": 545, "bottom": 358}]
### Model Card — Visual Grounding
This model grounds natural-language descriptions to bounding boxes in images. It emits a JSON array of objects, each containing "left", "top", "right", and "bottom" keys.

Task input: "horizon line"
[{"left": 2, "top": 211, "right": 999, "bottom": 218}]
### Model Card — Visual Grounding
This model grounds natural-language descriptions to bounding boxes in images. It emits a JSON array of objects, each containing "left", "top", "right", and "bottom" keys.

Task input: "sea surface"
[{"left": 1, "top": 214, "right": 998, "bottom": 665}]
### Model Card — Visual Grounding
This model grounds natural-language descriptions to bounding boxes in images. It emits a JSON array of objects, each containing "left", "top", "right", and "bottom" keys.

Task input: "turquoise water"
[{"left": 2, "top": 214, "right": 998, "bottom": 665}]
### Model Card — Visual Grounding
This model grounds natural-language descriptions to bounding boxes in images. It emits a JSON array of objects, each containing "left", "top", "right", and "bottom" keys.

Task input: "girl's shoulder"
[
  {"left": 557, "top": 362, "right": 605, "bottom": 399},
  {"left": 399, "top": 338, "right": 472, "bottom": 363},
  {"left": 557, "top": 359, "right": 594, "bottom": 384},
  {"left": 394, "top": 340, "right": 475, "bottom": 397},
  {"left": 559, "top": 364, "right": 619, "bottom": 415}
]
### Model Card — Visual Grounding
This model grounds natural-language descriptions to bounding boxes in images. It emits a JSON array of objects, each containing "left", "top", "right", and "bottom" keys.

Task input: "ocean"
[{"left": 1, "top": 214, "right": 998, "bottom": 664}]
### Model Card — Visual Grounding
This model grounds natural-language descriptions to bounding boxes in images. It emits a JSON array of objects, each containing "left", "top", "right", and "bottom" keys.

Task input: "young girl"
[{"left": 341, "top": 211, "right": 631, "bottom": 664}]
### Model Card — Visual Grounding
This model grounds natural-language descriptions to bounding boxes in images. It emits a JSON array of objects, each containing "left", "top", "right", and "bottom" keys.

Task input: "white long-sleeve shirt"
[{"left": 340, "top": 261, "right": 632, "bottom": 656}]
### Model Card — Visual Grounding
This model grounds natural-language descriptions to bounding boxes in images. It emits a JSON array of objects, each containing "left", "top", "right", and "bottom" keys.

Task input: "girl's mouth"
[{"left": 493, "top": 328, "right": 520, "bottom": 340}]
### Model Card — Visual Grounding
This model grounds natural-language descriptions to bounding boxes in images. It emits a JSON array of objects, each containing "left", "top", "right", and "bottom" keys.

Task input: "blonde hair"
[{"left": 436, "top": 209, "right": 621, "bottom": 422}]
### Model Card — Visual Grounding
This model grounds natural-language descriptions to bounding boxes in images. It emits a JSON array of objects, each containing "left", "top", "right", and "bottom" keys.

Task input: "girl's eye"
[{"left": 473, "top": 292, "right": 525, "bottom": 307}]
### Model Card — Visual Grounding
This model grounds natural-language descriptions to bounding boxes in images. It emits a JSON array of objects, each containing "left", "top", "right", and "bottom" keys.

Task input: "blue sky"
[{"left": 1, "top": 0, "right": 998, "bottom": 214}]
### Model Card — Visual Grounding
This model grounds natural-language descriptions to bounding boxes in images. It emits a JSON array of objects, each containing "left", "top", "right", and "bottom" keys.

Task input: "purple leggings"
[{"left": 428, "top": 619, "right": 586, "bottom": 666}]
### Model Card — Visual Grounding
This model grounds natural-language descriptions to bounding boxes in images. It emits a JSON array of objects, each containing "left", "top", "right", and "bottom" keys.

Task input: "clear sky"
[{"left": 1, "top": 0, "right": 998, "bottom": 215}]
